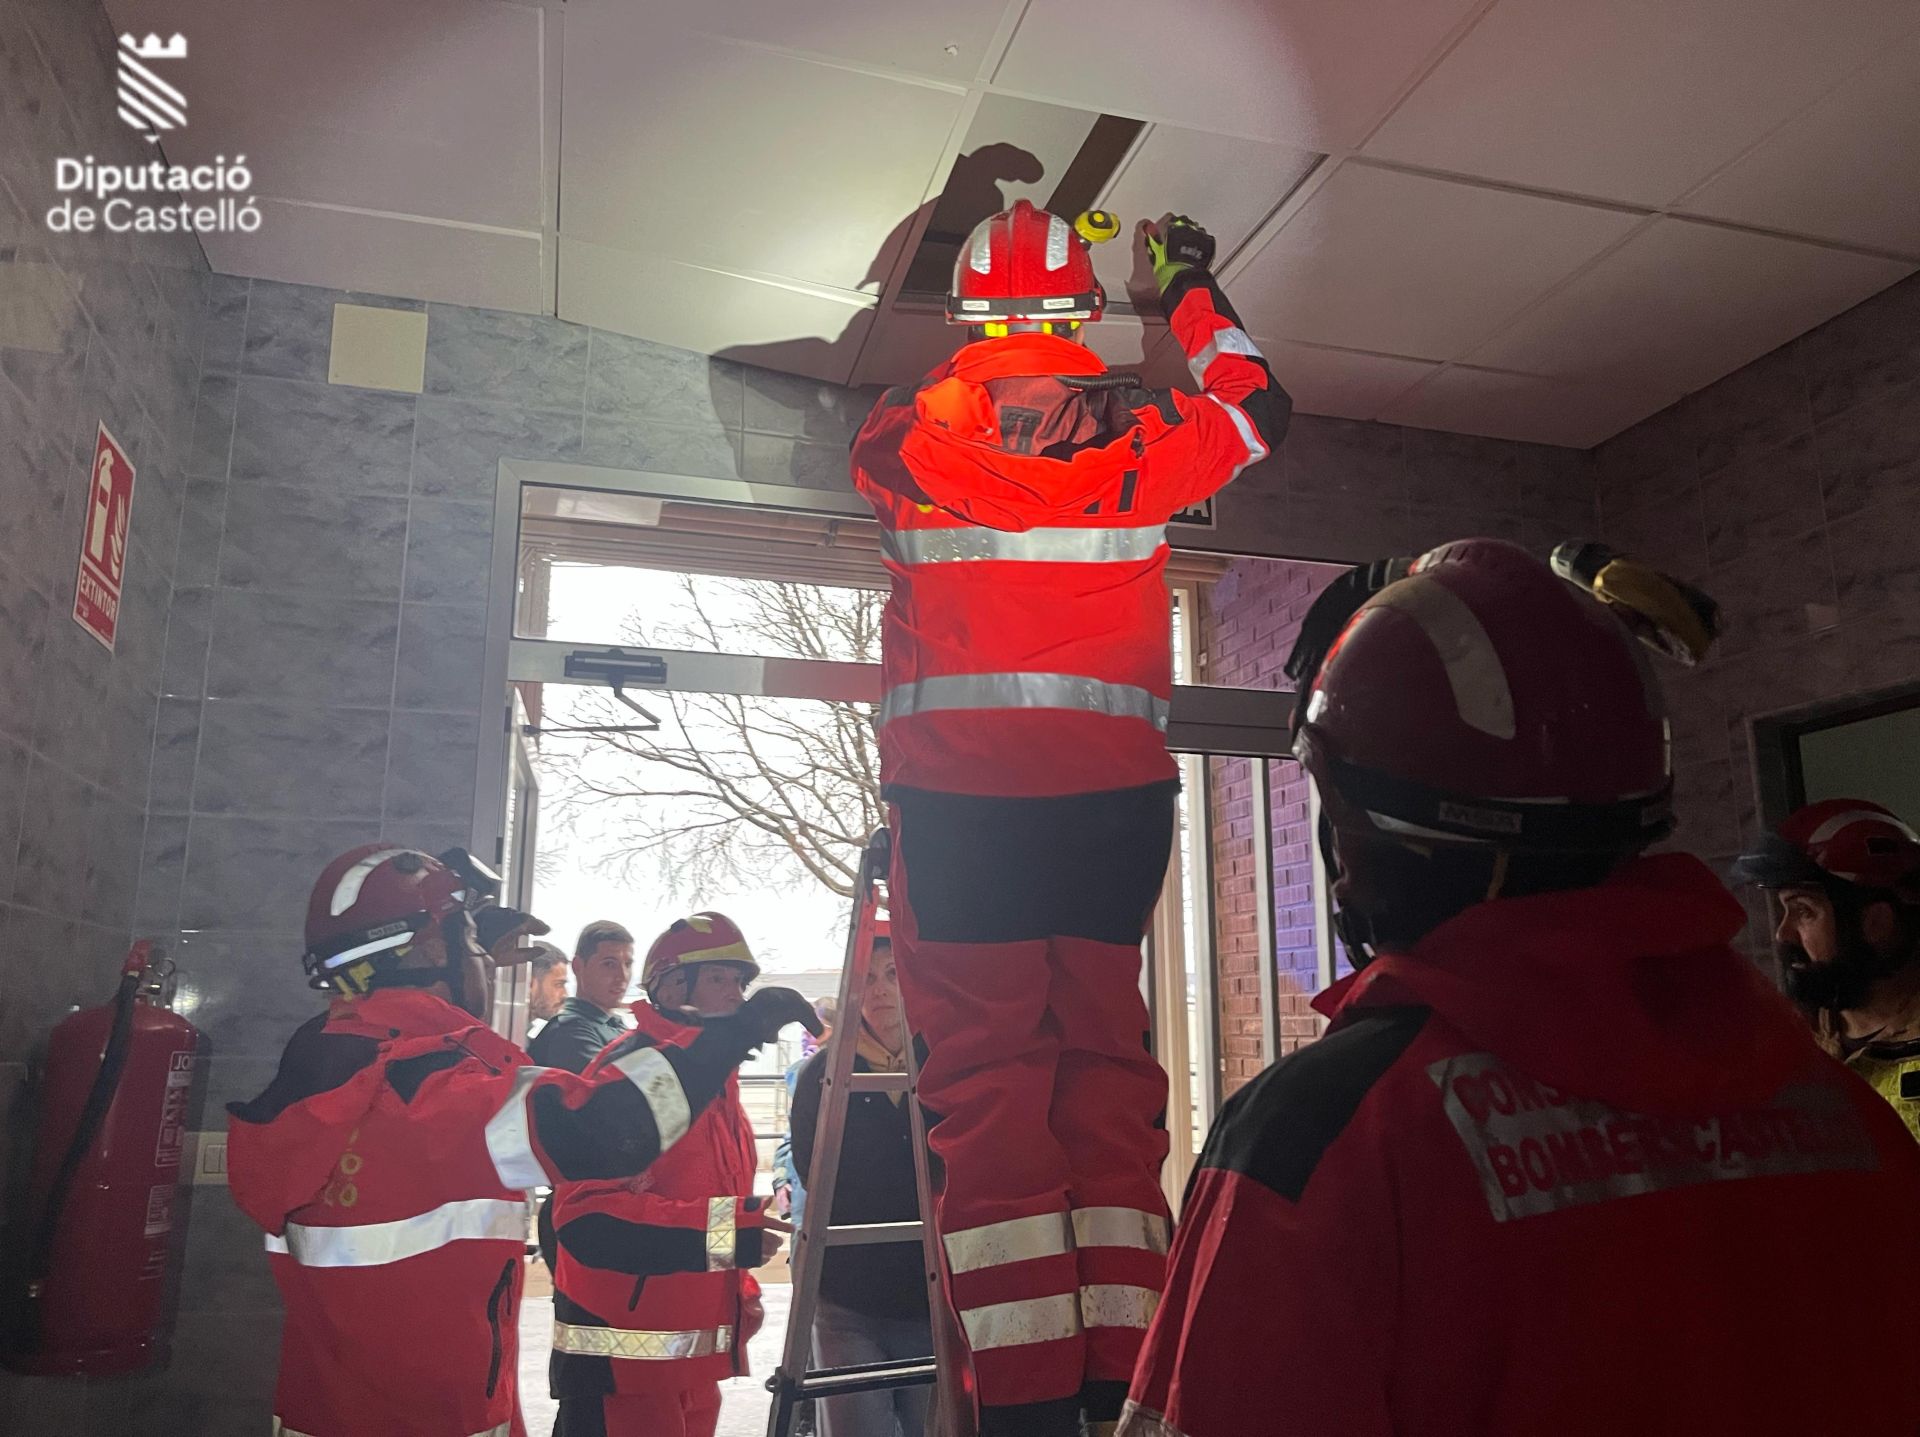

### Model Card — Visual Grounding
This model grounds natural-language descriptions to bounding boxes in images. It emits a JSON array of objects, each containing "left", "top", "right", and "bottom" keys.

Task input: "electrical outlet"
[{"left": 189, "top": 1130, "right": 229, "bottom": 1185}]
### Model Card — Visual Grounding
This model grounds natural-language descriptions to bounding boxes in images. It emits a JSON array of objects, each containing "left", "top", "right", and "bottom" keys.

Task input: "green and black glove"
[{"left": 1143, "top": 215, "right": 1217, "bottom": 294}]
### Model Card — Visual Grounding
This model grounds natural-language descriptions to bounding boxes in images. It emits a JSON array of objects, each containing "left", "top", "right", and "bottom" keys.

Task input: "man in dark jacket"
[
  {"left": 530, "top": 919, "right": 636, "bottom": 1071},
  {"left": 791, "top": 937, "right": 931, "bottom": 1437},
  {"left": 1122, "top": 540, "right": 1920, "bottom": 1437}
]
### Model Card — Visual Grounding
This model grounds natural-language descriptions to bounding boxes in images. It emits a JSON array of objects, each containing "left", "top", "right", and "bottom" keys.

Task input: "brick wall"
[
  {"left": 1595, "top": 270, "right": 1920, "bottom": 952},
  {"left": 1200, "top": 560, "right": 1337, "bottom": 1091}
]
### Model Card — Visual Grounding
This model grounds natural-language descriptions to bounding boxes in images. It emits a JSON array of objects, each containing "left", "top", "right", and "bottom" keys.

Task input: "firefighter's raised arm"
[
  {"left": 1133, "top": 214, "right": 1291, "bottom": 510},
  {"left": 486, "top": 987, "right": 820, "bottom": 1187}
]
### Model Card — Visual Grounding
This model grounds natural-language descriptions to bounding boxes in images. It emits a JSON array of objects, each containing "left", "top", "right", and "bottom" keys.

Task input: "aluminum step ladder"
[{"left": 766, "top": 829, "right": 975, "bottom": 1437}]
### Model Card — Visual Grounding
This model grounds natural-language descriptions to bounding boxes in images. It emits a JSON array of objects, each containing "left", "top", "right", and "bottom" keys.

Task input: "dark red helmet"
[
  {"left": 642, "top": 912, "right": 761, "bottom": 1001},
  {"left": 947, "top": 199, "right": 1104, "bottom": 326},
  {"left": 303, "top": 844, "right": 469, "bottom": 995},
  {"left": 1293, "top": 538, "right": 1672, "bottom": 854},
  {"left": 1735, "top": 799, "right": 1920, "bottom": 897}
]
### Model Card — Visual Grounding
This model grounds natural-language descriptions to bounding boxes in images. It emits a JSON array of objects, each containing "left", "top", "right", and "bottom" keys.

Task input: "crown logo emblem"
[{"left": 119, "top": 33, "right": 188, "bottom": 60}]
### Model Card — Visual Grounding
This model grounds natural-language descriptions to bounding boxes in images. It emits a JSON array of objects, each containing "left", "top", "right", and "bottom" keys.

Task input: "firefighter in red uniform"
[
  {"left": 1122, "top": 540, "right": 1920, "bottom": 1437},
  {"left": 1737, "top": 798, "right": 1920, "bottom": 1143},
  {"left": 849, "top": 204, "right": 1289, "bottom": 1437},
  {"left": 548, "top": 913, "right": 775, "bottom": 1437},
  {"left": 227, "top": 847, "right": 816, "bottom": 1437}
]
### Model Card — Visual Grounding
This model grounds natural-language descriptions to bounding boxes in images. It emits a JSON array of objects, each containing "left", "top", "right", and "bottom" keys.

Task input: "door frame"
[{"left": 475, "top": 458, "right": 1303, "bottom": 1133}]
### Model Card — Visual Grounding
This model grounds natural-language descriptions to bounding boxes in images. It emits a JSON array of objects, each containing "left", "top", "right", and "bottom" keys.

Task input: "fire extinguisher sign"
[{"left": 72, "top": 422, "right": 136, "bottom": 652}]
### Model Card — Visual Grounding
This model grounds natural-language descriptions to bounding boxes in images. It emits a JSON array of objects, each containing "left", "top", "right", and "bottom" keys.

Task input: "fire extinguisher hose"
[{"left": 10, "top": 960, "right": 145, "bottom": 1354}]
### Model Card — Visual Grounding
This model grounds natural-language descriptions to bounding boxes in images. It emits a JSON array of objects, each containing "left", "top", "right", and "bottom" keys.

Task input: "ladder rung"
[
  {"left": 847, "top": 1071, "right": 910, "bottom": 1094},
  {"left": 821, "top": 1220, "right": 924, "bottom": 1248},
  {"left": 797, "top": 1358, "right": 938, "bottom": 1398}
]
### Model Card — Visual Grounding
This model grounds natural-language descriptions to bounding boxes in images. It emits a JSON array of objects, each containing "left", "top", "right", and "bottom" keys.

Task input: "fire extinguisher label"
[
  {"left": 155, "top": 1061, "right": 192, "bottom": 1169},
  {"left": 144, "top": 1183, "right": 175, "bottom": 1239}
]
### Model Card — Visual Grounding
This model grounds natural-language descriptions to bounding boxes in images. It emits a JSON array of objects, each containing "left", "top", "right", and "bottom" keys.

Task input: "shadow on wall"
[{"left": 704, "top": 142, "right": 1169, "bottom": 495}]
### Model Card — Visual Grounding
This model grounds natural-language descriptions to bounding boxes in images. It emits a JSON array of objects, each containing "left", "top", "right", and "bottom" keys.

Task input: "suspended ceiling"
[{"left": 101, "top": 0, "right": 1920, "bottom": 447}]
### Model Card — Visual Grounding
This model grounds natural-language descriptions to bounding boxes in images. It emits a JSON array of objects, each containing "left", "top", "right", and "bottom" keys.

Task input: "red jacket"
[
  {"left": 549, "top": 1001, "right": 766, "bottom": 1396},
  {"left": 228, "top": 987, "right": 752, "bottom": 1437},
  {"left": 1125, "top": 856, "right": 1920, "bottom": 1437},
  {"left": 851, "top": 271, "right": 1289, "bottom": 798}
]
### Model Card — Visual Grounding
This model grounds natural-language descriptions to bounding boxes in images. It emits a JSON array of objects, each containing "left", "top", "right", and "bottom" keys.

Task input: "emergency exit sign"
[{"left": 72, "top": 422, "right": 136, "bottom": 651}]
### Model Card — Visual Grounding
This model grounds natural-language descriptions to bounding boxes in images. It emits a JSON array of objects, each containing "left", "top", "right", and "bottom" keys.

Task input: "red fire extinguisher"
[{"left": 4, "top": 941, "right": 202, "bottom": 1376}]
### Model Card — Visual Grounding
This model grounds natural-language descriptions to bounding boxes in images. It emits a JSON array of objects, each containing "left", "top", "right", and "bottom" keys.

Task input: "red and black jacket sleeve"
[
  {"left": 554, "top": 1195, "right": 772, "bottom": 1276},
  {"left": 1123, "top": 1007, "right": 1428, "bottom": 1437},
  {"left": 1131, "top": 270, "right": 1291, "bottom": 512},
  {"left": 482, "top": 1020, "right": 762, "bottom": 1189}
]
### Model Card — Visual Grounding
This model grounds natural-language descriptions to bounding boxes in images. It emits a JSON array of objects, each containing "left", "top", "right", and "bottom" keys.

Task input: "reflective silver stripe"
[
  {"left": 1079, "top": 1283, "right": 1159, "bottom": 1330},
  {"left": 484, "top": 1063, "right": 548, "bottom": 1190},
  {"left": 1187, "top": 326, "right": 1263, "bottom": 387},
  {"left": 553, "top": 1319, "right": 733, "bottom": 1360},
  {"left": 707, "top": 1195, "right": 737, "bottom": 1271},
  {"left": 1117, "top": 1401, "right": 1191, "bottom": 1437},
  {"left": 1206, "top": 393, "right": 1269, "bottom": 477},
  {"left": 968, "top": 217, "right": 994, "bottom": 274},
  {"left": 1809, "top": 808, "right": 1920, "bottom": 845},
  {"left": 880, "top": 674, "right": 1169, "bottom": 731},
  {"left": 1368, "top": 578, "right": 1516, "bottom": 740},
  {"left": 959, "top": 1292, "right": 1082, "bottom": 1350},
  {"left": 327, "top": 846, "right": 414, "bottom": 917},
  {"left": 1070, "top": 1207, "right": 1169, "bottom": 1256},
  {"left": 881, "top": 524, "right": 1165, "bottom": 567},
  {"left": 274, "top": 1419, "right": 509, "bottom": 1437},
  {"left": 614, "top": 1046, "right": 692, "bottom": 1149},
  {"left": 265, "top": 1197, "right": 530, "bottom": 1269},
  {"left": 1046, "top": 213, "right": 1071, "bottom": 270},
  {"left": 943, "top": 1211, "right": 1073, "bottom": 1275}
]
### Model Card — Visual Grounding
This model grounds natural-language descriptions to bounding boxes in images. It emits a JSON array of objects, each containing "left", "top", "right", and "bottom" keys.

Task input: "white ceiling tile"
[
  {"left": 1468, "top": 217, "right": 1916, "bottom": 392},
  {"left": 1678, "top": 29, "right": 1920, "bottom": 257},
  {"left": 1255, "top": 341, "right": 1440, "bottom": 422},
  {"left": 671, "top": 0, "right": 1013, "bottom": 83},
  {"left": 963, "top": 94, "right": 1099, "bottom": 212},
  {"left": 1227, "top": 163, "right": 1643, "bottom": 359},
  {"left": 108, "top": 0, "right": 549, "bottom": 230},
  {"left": 1379, "top": 366, "right": 1678, "bottom": 448},
  {"left": 1366, "top": 0, "right": 1920, "bottom": 208},
  {"left": 993, "top": 0, "right": 1487, "bottom": 149},
  {"left": 561, "top": 13, "right": 964, "bottom": 294},
  {"left": 1090, "top": 126, "right": 1321, "bottom": 307},
  {"left": 559, "top": 237, "right": 876, "bottom": 386},
  {"left": 204, "top": 200, "right": 546, "bottom": 313}
]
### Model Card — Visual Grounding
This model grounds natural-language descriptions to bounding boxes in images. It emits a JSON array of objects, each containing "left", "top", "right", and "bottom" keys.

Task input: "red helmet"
[
  {"left": 1735, "top": 799, "right": 1920, "bottom": 897},
  {"left": 642, "top": 912, "right": 761, "bottom": 1001},
  {"left": 947, "top": 199, "right": 1104, "bottom": 326},
  {"left": 1294, "top": 538, "right": 1673, "bottom": 854},
  {"left": 303, "top": 844, "right": 469, "bottom": 995}
]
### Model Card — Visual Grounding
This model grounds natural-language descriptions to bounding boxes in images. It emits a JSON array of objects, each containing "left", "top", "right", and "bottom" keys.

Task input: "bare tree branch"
[{"left": 535, "top": 575, "right": 884, "bottom": 902}]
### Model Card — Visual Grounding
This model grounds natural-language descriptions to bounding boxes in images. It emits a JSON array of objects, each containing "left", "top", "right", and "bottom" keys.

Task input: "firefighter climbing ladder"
[{"left": 766, "top": 829, "right": 974, "bottom": 1437}]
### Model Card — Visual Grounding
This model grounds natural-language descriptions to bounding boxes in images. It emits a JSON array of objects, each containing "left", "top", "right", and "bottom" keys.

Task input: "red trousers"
[
  {"left": 889, "top": 783, "right": 1175, "bottom": 1437},
  {"left": 553, "top": 1383, "right": 721, "bottom": 1437}
]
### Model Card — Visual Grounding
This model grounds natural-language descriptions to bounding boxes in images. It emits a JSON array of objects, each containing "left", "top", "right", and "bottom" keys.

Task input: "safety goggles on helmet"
[{"left": 1736, "top": 799, "right": 1920, "bottom": 899}]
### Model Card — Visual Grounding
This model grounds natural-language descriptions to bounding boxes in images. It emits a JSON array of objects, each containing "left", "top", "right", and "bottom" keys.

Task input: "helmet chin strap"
[{"left": 1318, "top": 811, "right": 1379, "bottom": 972}]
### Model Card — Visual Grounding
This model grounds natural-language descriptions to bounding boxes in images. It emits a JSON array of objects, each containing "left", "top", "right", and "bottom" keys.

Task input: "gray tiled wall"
[
  {"left": 0, "top": 0, "right": 210, "bottom": 1429},
  {"left": 1597, "top": 270, "right": 1920, "bottom": 946}
]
